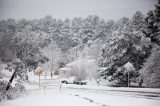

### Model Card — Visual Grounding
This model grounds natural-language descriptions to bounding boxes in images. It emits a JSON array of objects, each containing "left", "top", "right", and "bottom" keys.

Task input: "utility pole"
[{"left": 128, "top": 70, "right": 129, "bottom": 87}]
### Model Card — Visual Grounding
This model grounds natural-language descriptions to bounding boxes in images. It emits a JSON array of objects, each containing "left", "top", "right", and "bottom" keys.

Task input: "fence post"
[
  {"left": 128, "top": 71, "right": 129, "bottom": 87},
  {"left": 44, "top": 86, "right": 46, "bottom": 95},
  {"left": 60, "top": 82, "right": 62, "bottom": 93},
  {"left": 39, "top": 74, "right": 41, "bottom": 89}
]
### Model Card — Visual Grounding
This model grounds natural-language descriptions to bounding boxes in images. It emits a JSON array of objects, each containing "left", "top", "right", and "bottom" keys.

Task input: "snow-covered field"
[
  {"left": 1, "top": 71, "right": 160, "bottom": 106},
  {"left": 0, "top": 88, "right": 97, "bottom": 106},
  {"left": 0, "top": 83, "right": 160, "bottom": 106}
]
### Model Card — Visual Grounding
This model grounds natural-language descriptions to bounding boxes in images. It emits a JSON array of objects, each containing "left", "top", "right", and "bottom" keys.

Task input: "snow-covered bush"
[
  {"left": 15, "top": 83, "right": 26, "bottom": 92},
  {"left": 6, "top": 88, "right": 16, "bottom": 100},
  {"left": 0, "top": 80, "right": 26, "bottom": 102},
  {"left": 68, "top": 64, "right": 87, "bottom": 81},
  {"left": 65, "top": 57, "right": 99, "bottom": 81},
  {"left": 0, "top": 80, "right": 8, "bottom": 101}
]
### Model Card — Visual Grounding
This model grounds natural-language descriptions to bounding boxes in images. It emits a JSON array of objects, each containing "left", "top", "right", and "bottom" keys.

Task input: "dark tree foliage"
[
  {"left": 0, "top": 19, "right": 16, "bottom": 62},
  {"left": 140, "top": 45, "right": 160, "bottom": 88},
  {"left": 139, "top": 0, "right": 160, "bottom": 88},
  {"left": 100, "top": 12, "right": 152, "bottom": 87},
  {"left": 143, "top": 0, "right": 160, "bottom": 45}
]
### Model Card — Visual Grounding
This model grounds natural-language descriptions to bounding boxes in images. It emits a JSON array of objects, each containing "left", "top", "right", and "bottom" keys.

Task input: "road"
[
  {"left": 41, "top": 85, "right": 160, "bottom": 106},
  {"left": 62, "top": 86, "right": 160, "bottom": 99},
  {"left": 1, "top": 84, "right": 160, "bottom": 106}
]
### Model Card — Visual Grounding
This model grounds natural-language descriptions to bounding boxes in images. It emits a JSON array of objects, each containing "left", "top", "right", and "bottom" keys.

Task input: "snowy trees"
[
  {"left": 13, "top": 25, "right": 49, "bottom": 71},
  {"left": 100, "top": 2, "right": 160, "bottom": 87},
  {"left": 65, "top": 58, "right": 98, "bottom": 81},
  {"left": 41, "top": 41, "right": 63, "bottom": 78},
  {"left": 140, "top": 45, "right": 160, "bottom": 88},
  {"left": 100, "top": 11, "right": 152, "bottom": 87},
  {"left": 64, "top": 39, "right": 101, "bottom": 81},
  {"left": 67, "top": 59, "right": 87, "bottom": 81},
  {"left": 0, "top": 6, "right": 160, "bottom": 88},
  {"left": 143, "top": 0, "right": 160, "bottom": 45},
  {"left": 139, "top": 1, "right": 160, "bottom": 88},
  {"left": 0, "top": 19, "right": 16, "bottom": 62},
  {"left": 4, "top": 25, "right": 49, "bottom": 90}
]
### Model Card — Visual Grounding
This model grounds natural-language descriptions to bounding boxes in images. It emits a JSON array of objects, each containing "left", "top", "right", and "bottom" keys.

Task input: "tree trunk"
[
  {"left": 51, "top": 71, "right": 53, "bottom": 78},
  {"left": 6, "top": 69, "right": 17, "bottom": 91}
]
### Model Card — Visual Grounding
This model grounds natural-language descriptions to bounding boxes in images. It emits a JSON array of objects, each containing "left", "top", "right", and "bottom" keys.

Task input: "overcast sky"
[{"left": 0, "top": 0, "right": 157, "bottom": 20}]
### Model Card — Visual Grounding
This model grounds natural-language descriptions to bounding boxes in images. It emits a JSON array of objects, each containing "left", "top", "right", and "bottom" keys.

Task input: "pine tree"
[
  {"left": 140, "top": 45, "right": 160, "bottom": 88},
  {"left": 140, "top": 0, "right": 160, "bottom": 88},
  {"left": 143, "top": 0, "right": 160, "bottom": 45}
]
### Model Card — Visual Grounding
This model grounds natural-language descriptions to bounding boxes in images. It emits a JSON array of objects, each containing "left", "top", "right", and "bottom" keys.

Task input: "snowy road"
[
  {"left": 58, "top": 85, "right": 160, "bottom": 106},
  {"left": 62, "top": 86, "right": 160, "bottom": 100},
  {"left": 0, "top": 85, "right": 160, "bottom": 106}
]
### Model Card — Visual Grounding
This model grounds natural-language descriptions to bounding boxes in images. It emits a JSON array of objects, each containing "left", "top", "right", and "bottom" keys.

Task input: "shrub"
[{"left": 0, "top": 80, "right": 26, "bottom": 102}]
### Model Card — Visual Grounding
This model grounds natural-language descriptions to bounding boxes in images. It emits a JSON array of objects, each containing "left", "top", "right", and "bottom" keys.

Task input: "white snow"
[
  {"left": 0, "top": 87, "right": 97, "bottom": 106},
  {"left": 70, "top": 91, "right": 160, "bottom": 106},
  {"left": 1, "top": 72, "right": 160, "bottom": 106},
  {"left": 1, "top": 83, "right": 160, "bottom": 106}
]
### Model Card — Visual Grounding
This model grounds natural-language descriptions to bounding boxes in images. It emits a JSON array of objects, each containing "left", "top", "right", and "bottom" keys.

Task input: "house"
[{"left": 54, "top": 67, "right": 71, "bottom": 77}]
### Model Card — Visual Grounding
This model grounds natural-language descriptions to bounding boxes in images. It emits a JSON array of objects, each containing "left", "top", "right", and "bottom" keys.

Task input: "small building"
[{"left": 54, "top": 68, "right": 71, "bottom": 77}]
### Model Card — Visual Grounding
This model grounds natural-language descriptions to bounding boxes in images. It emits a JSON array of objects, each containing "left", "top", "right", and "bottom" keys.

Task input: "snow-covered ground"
[
  {"left": 62, "top": 84, "right": 160, "bottom": 95},
  {"left": 0, "top": 87, "right": 97, "bottom": 106},
  {"left": 0, "top": 83, "right": 160, "bottom": 106},
  {"left": 1, "top": 71, "right": 160, "bottom": 106},
  {"left": 61, "top": 85, "right": 160, "bottom": 106}
]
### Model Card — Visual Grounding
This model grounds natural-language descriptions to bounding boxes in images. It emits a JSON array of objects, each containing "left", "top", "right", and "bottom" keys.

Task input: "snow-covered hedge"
[{"left": 0, "top": 80, "right": 26, "bottom": 102}]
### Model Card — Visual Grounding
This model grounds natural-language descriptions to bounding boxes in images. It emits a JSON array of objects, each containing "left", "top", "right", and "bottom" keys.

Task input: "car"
[
  {"left": 61, "top": 77, "right": 76, "bottom": 84},
  {"left": 73, "top": 81, "right": 87, "bottom": 85},
  {"left": 61, "top": 77, "right": 87, "bottom": 85}
]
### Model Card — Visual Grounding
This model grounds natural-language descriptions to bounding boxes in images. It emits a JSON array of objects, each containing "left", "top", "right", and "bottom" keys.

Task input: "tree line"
[{"left": 0, "top": 1, "right": 160, "bottom": 88}]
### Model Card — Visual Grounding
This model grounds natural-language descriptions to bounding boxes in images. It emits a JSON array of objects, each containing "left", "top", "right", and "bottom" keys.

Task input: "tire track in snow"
[{"left": 68, "top": 93, "right": 110, "bottom": 106}]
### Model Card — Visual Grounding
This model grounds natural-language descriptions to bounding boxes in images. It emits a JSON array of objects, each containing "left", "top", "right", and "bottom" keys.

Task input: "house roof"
[
  {"left": 67, "top": 58, "right": 96, "bottom": 66},
  {"left": 59, "top": 67, "right": 71, "bottom": 71}
]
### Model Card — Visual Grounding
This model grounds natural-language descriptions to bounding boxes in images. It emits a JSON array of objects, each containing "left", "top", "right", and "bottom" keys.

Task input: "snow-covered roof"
[
  {"left": 59, "top": 67, "right": 71, "bottom": 71},
  {"left": 99, "top": 67, "right": 108, "bottom": 70},
  {"left": 67, "top": 59, "right": 96, "bottom": 66}
]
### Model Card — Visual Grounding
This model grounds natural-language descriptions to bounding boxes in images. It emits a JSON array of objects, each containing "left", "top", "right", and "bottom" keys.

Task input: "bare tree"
[{"left": 41, "top": 41, "right": 62, "bottom": 78}]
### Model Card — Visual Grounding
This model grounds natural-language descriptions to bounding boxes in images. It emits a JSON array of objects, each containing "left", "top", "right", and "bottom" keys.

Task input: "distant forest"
[{"left": 0, "top": 1, "right": 160, "bottom": 88}]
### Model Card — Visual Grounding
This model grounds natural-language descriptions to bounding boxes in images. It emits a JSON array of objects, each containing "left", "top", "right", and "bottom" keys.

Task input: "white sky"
[{"left": 0, "top": 0, "right": 157, "bottom": 20}]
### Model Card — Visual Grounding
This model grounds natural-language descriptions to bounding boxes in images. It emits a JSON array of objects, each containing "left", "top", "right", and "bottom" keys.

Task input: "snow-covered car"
[
  {"left": 61, "top": 77, "right": 87, "bottom": 85},
  {"left": 73, "top": 81, "right": 87, "bottom": 85},
  {"left": 61, "top": 77, "right": 76, "bottom": 84}
]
